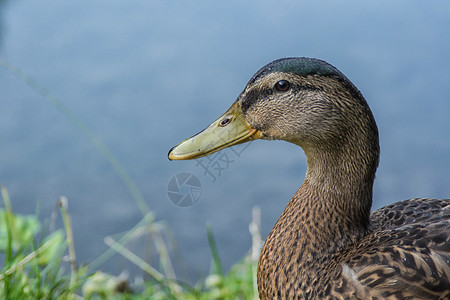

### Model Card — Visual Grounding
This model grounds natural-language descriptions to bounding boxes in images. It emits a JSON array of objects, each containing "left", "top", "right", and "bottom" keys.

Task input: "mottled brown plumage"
[{"left": 168, "top": 57, "right": 450, "bottom": 299}]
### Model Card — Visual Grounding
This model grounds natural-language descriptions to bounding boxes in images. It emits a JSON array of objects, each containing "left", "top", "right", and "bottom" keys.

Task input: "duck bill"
[{"left": 168, "top": 102, "right": 262, "bottom": 160}]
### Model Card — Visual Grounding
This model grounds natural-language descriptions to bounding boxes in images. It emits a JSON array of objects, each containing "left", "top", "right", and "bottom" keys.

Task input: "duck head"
[{"left": 169, "top": 58, "right": 379, "bottom": 175}]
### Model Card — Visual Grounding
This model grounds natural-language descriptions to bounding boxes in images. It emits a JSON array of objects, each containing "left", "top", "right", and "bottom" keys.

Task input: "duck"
[{"left": 168, "top": 57, "right": 450, "bottom": 299}]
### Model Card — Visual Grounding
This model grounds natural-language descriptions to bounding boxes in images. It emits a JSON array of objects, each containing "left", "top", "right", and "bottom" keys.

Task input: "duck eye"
[{"left": 274, "top": 80, "right": 290, "bottom": 92}]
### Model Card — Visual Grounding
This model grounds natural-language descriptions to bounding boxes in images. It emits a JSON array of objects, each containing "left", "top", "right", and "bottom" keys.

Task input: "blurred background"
[{"left": 0, "top": 0, "right": 449, "bottom": 283}]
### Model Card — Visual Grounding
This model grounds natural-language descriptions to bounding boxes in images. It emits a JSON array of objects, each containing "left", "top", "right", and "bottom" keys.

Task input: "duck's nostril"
[{"left": 219, "top": 116, "right": 232, "bottom": 127}]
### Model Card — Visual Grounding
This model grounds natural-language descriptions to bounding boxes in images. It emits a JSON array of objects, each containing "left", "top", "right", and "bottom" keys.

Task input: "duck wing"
[
  {"left": 371, "top": 198, "right": 450, "bottom": 230},
  {"left": 332, "top": 198, "right": 450, "bottom": 299}
]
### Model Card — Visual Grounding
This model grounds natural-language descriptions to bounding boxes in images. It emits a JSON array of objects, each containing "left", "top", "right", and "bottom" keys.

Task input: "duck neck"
[
  {"left": 302, "top": 141, "right": 378, "bottom": 230},
  {"left": 292, "top": 132, "right": 380, "bottom": 258},
  {"left": 257, "top": 180, "right": 373, "bottom": 298},
  {"left": 294, "top": 179, "right": 371, "bottom": 249},
  {"left": 257, "top": 136, "right": 379, "bottom": 298}
]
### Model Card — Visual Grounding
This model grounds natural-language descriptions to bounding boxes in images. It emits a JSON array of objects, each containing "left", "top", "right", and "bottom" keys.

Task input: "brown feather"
[
  {"left": 171, "top": 57, "right": 450, "bottom": 299},
  {"left": 237, "top": 58, "right": 450, "bottom": 299}
]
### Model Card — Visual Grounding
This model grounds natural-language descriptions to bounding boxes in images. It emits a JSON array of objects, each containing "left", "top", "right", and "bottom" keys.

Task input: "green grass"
[
  {"left": 0, "top": 58, "right": 260, "bottom": 299},
  {"left": 0, "top": 186, "right": 259, "bottom": 299}
]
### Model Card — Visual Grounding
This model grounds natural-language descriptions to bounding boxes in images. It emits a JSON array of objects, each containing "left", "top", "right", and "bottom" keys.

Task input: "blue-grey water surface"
[{"left": 0, "top": 0, "right": 449, "bottom": 283}]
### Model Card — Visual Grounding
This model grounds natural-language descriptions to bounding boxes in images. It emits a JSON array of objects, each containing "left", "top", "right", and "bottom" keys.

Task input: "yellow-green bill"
[{"left": 168, "top": 102, "right": 261, "bottom": 160}]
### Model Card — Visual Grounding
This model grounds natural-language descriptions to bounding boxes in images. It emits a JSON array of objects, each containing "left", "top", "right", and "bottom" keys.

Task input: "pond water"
[{"left": 0, "top": 0, "right": 449, "bottom": 283}]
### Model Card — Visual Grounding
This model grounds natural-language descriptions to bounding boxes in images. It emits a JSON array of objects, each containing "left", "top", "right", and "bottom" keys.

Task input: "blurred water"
[{"left": 0, "top": 0, "right": 449, "bottom": 283}]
